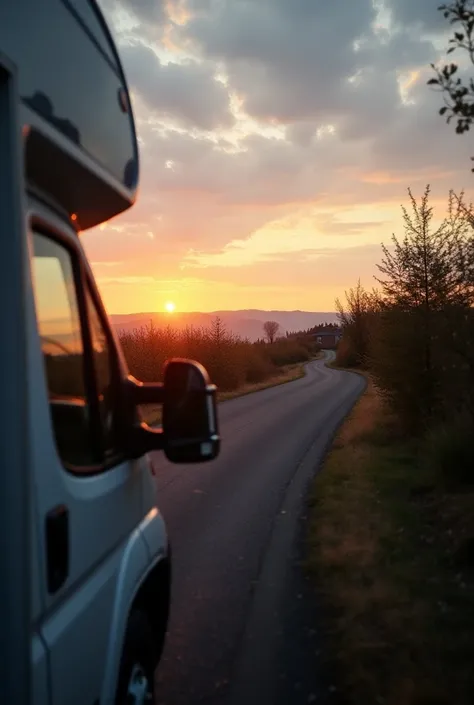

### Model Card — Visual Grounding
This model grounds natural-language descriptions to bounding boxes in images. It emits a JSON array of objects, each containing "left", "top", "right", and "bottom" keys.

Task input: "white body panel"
[{"left": 26, "top": 196, "right": 169, "bottom": 705}]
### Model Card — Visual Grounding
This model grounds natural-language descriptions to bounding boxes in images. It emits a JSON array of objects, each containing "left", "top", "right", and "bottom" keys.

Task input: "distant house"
[{"left": 312, "top": 327, "right": 342, "bottom": 349}]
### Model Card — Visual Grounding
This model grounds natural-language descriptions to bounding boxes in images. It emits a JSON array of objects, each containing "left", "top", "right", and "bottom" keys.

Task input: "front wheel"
[{"left": 116, "top": 609, "right": 157, "bottom": 705}]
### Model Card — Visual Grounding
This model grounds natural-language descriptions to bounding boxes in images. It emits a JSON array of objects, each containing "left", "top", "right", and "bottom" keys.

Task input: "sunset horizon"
[{"left": 81, "top": 0, "right": 471, "bottom": 316}]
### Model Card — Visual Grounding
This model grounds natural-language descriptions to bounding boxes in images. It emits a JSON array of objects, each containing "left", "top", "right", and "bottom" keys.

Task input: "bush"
[
  {"left": 421, "top": 413, "right": 474, "bottom": 488},
  {"left": 119, "top": 320, "right": 309, "bottom": 393},
  {"left": 243, "top": 348, "right": 275, "bottom": 383},
  {"left": 335, "top": 335, "right": 358, "bottom": 368},
  {"left": 260, "top": 339, "right": 311, "bottom": 366}
]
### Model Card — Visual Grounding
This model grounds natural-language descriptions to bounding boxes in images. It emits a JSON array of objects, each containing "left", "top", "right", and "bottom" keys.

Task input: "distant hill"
[{"left": 110, "top": 310, "right": 338, "bottom": 342}]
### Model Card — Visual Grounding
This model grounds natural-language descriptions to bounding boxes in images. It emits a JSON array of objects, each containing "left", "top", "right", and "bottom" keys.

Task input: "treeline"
[
  {"left": 120, "top": 317, "right": 320, "bottom": 392},
  {"left": 286, "top": 322, "right": 339, "bottom": 338},
  {"left": 337, "top": 185, "right": 474, "bottom": 482}
]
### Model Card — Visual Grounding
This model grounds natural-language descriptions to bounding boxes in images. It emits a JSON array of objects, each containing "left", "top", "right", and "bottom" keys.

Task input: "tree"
[
  {"left": 263, "top": 320, "right": 280, "bottom": 344},
  {"left": 428, "top": 0, "right": 474, "bottom": 170},
  {"left": 335, "top": 280, "right": 376, "bottom": 368},
  {"left": 372, "top": 185, "right": 474, "bottom": 426},
  {"left": 376, "top": 186, "right": 474, "bottom": 310},
  {"left": 376, "top": 186, "right": 474, "bottom": 312},
  {"left": 210, "top": 316, "right": 226, "bottom": 347}
]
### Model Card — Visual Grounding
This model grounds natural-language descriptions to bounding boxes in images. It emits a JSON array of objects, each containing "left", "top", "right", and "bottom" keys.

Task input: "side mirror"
[
  {"left": 123, "top": 358, "right": 220, "bottom": 464},
  {"left": 162, "top": 358, "right": 220, "bottom": 463}
]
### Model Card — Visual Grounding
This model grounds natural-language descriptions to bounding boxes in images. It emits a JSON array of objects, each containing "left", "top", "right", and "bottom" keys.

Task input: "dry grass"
[
  {"left": 306, "top": 378, "right": 474, "bottom": 705},
  {"left": 218, "top": 361, "right": 306, "bottom": 400}
]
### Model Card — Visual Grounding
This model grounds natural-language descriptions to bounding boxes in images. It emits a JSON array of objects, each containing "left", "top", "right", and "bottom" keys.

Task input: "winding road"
[{"left": 151, "top": 353, "right": 365, "bottom": 705}]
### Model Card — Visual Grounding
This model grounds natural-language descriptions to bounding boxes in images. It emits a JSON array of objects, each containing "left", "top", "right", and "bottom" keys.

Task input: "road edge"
[{"left": 225, "top": 368, "right": 366, "bottom": 705}]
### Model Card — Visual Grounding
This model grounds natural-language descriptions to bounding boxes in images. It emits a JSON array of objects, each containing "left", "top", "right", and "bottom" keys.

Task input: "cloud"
[
  {"left": 181, "top": 206, "right": 392, "bottom": 269},
  {"left": 174, "top": 0, "right": 436, "bottom": 135},
  {"left": 119, "top": 0, "right": 167, "bottom": 26},
  {"left": 182, "top": 242, "right": 385, "bottom": 294},
  {"left": 85, "top": 0, "right": 472, "bottom": 314},
  {"left": 97, "top": 275, "right": 157, "bottom": 286},
  {"left": 137, "top": 125, "right": 370, "bottom": 207},
  {"left": 179, "top": 0, "right": 376, "bottom": 123},
  {"left": 388, "top": 0, "right": 447, "bottom": 32},
  {"left": 120, "top": 43, "right": 233, "bottom": 130},
  {"left": 369, "top": 69, "right": 474, "bottom": 178}
]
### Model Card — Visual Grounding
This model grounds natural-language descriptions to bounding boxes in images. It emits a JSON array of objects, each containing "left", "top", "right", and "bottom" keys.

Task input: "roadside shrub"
[
  {"left": 243, "top": 348, "right": 275, "bottom": 383},
  {"left": 421, "top": 413, "right": 474, "bottom": 488},
  {"left": 119, "top": 320, "right": 305, "bottom": 393},
  {"left": 335, "top": 335, "right": 358, "bottom": 368},
  {"left": 261, "top": 339, "right": 311, "bottom": 366}
]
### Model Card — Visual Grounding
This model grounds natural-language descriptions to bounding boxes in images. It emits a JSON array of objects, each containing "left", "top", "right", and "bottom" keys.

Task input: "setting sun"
[{"left": 165, "top": 301, "right": 176, "bottom": 313}]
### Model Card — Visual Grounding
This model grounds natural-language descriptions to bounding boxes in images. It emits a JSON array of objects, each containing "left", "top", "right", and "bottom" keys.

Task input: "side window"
[
  {"left": 86, "top": 289, "right": 116, "bottom": 457},
  {"left": 31, "top": 232, "right": 117, "bottom": 469}
]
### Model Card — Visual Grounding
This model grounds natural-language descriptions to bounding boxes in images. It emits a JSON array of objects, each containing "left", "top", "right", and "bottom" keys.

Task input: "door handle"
[{"left": 45, "top": 504, "right": 69, "bottom": 594}]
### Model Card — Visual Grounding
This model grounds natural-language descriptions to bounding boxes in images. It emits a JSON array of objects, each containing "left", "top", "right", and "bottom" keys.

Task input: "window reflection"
[{"left": 32, "top": 233, "right": 99, "bottom": 467}]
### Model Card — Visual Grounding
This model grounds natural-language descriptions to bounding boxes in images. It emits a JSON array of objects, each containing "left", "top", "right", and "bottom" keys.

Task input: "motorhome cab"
[{"left": 0, "top": 1, "right": 220, "bottom": 704}]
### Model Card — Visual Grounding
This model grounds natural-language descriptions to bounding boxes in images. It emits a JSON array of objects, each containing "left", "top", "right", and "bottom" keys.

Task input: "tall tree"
[
  {"left": 373, "top": 185, "right": 474, "bottom": 425},
  {"left": 376, "top": 187, "right": 473, "bottom": 308}
]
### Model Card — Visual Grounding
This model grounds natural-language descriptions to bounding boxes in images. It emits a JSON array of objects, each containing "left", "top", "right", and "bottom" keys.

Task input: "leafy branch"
[{"left": 428, "top": 1, "right": 474, "bottom": 168}]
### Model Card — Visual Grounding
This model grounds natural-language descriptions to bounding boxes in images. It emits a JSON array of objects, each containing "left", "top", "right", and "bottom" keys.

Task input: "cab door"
[{"left": 28, "top": 213, "right": 145, "bottom": 705}]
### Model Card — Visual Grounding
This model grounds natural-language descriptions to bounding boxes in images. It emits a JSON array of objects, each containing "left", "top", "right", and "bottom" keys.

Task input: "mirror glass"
[{"left": 162, "top": 360, "right": 219, "bottom": 463}]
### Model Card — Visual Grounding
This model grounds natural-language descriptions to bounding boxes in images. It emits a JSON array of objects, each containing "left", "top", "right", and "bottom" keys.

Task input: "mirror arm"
[
  {"left": 120, "top": 376, "right": 165, "bottom": 459},
  {"left": 127, "top": 422, "right": 164, "bottom": 459},
  {"left": 125, "top": 375, "right": 164, "bottom": 405}
]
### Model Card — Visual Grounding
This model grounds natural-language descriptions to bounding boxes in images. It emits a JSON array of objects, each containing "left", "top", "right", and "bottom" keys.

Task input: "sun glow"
[{"left": 165, "top": 301, "right": 176, "bottom": 313}]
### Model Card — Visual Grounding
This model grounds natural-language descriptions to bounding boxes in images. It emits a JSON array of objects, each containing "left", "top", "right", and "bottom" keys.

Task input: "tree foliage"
[
  {"left": 376, "top": 186, "right": 474, "bottom": 310},
  {"left": 263, "top": 320, "right": 280, "bottom": 344},
  {"left": 337, "top": 185, "right": 474, "bottom": 433},
  {"left": 428, "top": 0, "right": 474, "bottom": 169},
  {"left": 335, "top": 281, "right": 376, "bottom": 368}
]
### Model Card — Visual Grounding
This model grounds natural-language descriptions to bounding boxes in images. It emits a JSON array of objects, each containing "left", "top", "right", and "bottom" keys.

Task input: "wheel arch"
[
  {"left": 99, "top": 514, "right": 171, "bottom": 705},
  {"left": 131, "top": 548, "right": 171, "bottom": 662}
]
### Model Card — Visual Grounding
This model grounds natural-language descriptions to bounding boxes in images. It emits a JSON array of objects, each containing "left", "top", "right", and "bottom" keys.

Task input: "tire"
[{"left": 115, "top": 609, "right": 158, "bottom": 705}]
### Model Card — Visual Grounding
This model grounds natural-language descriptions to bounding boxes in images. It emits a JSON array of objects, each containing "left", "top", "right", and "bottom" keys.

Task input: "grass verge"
[
  {"left": 141, "top": 360, "right": 311, "bottom": 426},
  {"left": 306, "top": 378, "right": 474, "bottom": 705},
  {"left": 218, "top": 361, "right": 306, "bottom": 401}
]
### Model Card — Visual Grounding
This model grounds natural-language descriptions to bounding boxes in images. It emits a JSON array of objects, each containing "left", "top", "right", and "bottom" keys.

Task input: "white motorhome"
[{"left": 0, "top": 2, "right": 220, "bottom": 704}]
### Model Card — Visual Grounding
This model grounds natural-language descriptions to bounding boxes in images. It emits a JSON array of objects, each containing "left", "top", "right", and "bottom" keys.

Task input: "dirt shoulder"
[{"left": 306, "top": 375, "right": 474, "bottom": 705}]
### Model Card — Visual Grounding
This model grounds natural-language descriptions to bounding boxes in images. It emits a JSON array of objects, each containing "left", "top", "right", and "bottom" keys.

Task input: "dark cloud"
[
  {"left": 103, "top": 0, "right": 442, "bottom": 142},
  {"left": 388, "top": 0, "right": 447, "bottom": 32},
  {"left": 120, "top": 43, "right": 234, "bottom": 130},
  {"left": 369, "top": 72, "right": 473, "bottom": 178},
  {"left": 97, "top": 0, "right": 167, "bottom": 31},
  {"left": 120, "top": 0, "right": 167, "bottom": 25},
  {"left": 171, "top": 0, "right": 438, "bottom": 147},
  {"left": 181, "top": 0, "right": 375, "bottom": 122}
]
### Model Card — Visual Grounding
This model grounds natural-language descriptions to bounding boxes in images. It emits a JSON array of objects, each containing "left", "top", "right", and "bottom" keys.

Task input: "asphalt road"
[{"left": 151, "top": 353, "right": 365, "bottom": 705}]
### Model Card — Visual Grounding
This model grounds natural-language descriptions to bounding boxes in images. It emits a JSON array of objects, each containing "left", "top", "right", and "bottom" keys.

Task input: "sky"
[{"left": 82, "top": 0, "right": 473, "bottom": 314}]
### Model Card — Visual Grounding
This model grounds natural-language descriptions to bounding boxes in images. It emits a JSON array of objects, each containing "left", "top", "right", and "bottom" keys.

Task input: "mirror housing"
[
  {"left": 122, "top": 358, "right": 220, "bottom": 464},
  {"left": 162, "top": 358, "right": 220, "bottom": 464}
]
